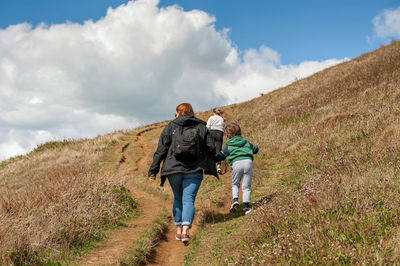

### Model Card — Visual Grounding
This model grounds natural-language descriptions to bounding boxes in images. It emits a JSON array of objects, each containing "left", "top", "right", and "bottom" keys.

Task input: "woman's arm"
[
  {"left": 204, "top": 128, "right": 216, "bottom": 156},
  {"left": 215, "top": 144, "right": 229, "bottom": 162},
  {"left": 148, "top": 125, "right": 171, "bottom": 176}
]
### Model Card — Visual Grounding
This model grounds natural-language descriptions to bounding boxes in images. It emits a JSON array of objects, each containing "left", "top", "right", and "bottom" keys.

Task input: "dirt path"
[
  {"left": 80, "top": 190, "right": 163, "bottom": 265},
  {"left": 148, "top": 220, "right": 189, "bottom": 265},
  {"left": 79, "top": 127, "right": 166, "bottom": 265}
]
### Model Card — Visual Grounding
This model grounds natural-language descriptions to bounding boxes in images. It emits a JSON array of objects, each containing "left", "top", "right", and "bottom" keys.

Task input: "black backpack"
[{"left": 172, "top": 125, "right": 202, "bottom": 162}]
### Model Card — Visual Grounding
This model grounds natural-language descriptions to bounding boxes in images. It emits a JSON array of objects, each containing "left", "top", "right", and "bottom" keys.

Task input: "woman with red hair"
[{"left": 148, "top": 103, "right": 218, "bottom": 244}]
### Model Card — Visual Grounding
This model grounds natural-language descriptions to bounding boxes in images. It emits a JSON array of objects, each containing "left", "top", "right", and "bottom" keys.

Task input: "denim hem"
[
  {"left": 174, "top": 222, "right": 182, "bottom": 226},
  {"left": 182, "top": 222, "right": 192, "bottom": 228}
]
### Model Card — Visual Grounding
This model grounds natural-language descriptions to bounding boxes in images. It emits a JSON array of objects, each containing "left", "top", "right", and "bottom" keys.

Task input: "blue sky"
[
  {"left": 0, "top": 0, "right": 397, "bottom": 64},
  {"left": 162, "top": 0, "right": 398, "bottom": 64},
  {"left": 1, "top": 0, "right": 399, "bottom": 160}
]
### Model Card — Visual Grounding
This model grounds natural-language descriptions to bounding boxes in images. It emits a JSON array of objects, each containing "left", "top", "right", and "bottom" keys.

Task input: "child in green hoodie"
[{"left": 215, "top": 122, "right": 259, "bottom": 214}]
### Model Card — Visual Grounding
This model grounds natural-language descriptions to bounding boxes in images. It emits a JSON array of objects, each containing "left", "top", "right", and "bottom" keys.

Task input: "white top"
[{"left": 206, "top": 114, "right": 225, "bottom": 132}]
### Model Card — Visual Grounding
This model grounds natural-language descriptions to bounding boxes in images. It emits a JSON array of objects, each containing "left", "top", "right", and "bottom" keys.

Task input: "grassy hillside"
[
  {"left": 186, "top": 40, "right": 400, "bottom": 264},
  {"left": 1, "top": 40, "right": 399, "bottom": 265},
  {"left": 0, "top": 132, "right": 138, "bottom": 264}
]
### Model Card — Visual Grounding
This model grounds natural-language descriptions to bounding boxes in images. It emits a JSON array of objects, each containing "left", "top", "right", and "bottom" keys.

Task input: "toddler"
[{"left": 215, "top": 122, "right": 259, "bottom": 214}]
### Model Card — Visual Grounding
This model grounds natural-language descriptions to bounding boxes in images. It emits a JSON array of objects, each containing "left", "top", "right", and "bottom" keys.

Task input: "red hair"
[{"left": 176, "top": 103, "right": 195, "bottom": 116}]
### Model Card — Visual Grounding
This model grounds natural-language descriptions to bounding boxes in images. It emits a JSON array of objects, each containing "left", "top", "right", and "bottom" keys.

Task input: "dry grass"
[
  {"left": 0, "top": 131, "right": 137, "bottom": 264},
  {"left": 186, "top": 41, "right": 400, "bottom": 264}
]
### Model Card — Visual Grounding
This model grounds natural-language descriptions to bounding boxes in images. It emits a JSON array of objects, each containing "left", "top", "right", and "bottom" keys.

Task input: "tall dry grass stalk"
[{"left": 0, "top": 131, "right": 136, "bottom": 264}]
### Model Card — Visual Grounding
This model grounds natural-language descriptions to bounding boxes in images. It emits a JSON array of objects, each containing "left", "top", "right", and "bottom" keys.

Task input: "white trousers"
[{"left": 231, "top": 159, "right": 253, "bottom": 203}]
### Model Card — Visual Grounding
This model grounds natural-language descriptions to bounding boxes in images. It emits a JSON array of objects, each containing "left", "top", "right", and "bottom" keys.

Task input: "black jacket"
[{"left": 148, "top": 115, "right": 219, "bottom": 186}]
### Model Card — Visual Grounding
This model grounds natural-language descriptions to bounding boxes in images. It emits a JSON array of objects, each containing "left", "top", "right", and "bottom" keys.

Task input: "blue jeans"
[{"left": 168, "top": 172, "right": 203, "bottom": 228}]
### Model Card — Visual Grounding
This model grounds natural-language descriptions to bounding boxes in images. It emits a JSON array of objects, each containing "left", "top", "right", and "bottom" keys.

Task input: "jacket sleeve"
[
  {"left": 249, "top": 142, "right": 259, "bottom": 154},
  {"left": 215, "top": 144, "right": 229, "bottom": 162},
  {"left": 148, "top": 125, "right": 171, "bottom": 176},
  {"left": 204, "top": 128, "right": 216, "bottom": 157}
]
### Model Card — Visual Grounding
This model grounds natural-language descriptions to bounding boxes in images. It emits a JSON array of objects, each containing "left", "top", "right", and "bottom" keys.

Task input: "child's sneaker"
[
  {"left": 243, "top": 203, "right": 253, "bottom": 215},
  {"left": 217, "top": 164, "right": 222, "bottom": 174},
  {"left": 229, "top": 198, "right": 239, "bottom": 213},
  {"left": 217, "top": 166, "right": 223, "bottom": 174}
]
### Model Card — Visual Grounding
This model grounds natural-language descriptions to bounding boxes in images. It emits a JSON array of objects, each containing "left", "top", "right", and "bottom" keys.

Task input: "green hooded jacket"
[{"left": 215, "top": 136, "right": 259, "bottom": 165}]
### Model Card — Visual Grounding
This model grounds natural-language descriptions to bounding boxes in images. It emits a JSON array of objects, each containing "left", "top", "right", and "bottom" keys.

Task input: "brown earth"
[{"left": 78, "top": 127, "right": 168, "bottom": 265}]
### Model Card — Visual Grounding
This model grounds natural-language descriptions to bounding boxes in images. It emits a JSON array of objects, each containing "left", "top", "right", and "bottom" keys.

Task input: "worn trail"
[{"left": 78, "top": 127, "right": 166, "bottom": 265}]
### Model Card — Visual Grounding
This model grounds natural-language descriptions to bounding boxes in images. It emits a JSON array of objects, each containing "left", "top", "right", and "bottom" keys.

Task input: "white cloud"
[
  {"left": 215, "top": 46, "right": 346, "bottom": 103},
  {"left": 0, "top": 0, "right": 344, "bottom": 161},
  {"left": 373, "top": 6, "right": 400, "bottom": 38},
  {"left": 0, "top": 129, "right": 52, "bottom": 159},
  {"left": 0, "top": 140, "right": 26, "bottom": 160}
]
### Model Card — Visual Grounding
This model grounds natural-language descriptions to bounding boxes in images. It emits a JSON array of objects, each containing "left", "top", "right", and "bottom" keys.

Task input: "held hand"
[{"left": 149, "top": 174, "right": 156, "bottom": 182}]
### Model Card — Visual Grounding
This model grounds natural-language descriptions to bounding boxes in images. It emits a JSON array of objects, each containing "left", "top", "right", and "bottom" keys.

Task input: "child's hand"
[{"left": 149, "top": 174, "right": 156, "bottom": 182}]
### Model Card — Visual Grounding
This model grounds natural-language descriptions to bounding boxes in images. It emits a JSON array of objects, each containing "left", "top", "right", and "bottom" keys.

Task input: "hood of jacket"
[
  {"left": 172, "top": 114, "right": 206, "bottom": 127},
  {"left": 226, "top": 135, "right": 247, "bottom": 147}
]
